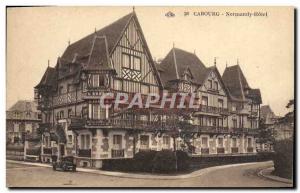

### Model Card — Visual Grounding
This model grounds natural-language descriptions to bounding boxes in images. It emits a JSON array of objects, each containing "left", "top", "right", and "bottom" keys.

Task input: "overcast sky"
[{"left": 7, "top": 6, "right": 294, "bottom": 116}]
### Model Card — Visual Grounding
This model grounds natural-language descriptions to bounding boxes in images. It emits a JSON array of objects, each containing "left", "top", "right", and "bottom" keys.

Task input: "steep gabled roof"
[
  {"left": 35, "top": 67, "right": 57, "bottom": 88},
  {"left": 222, "top": 65, "right": 249, "bottom": 100},
  {"left": 61, "top": 12, "right": 134, "bottom": 62},
  {"left": 260, "top": 105, "right": 275, "bottom": 119},
  {"left": 222, "top": 65, "right": 262, "bottom": 103},
  {"left": 158, "top": 48, "right": 207, "bottom": 87},
  {"left": 247, "top": 88, "right": 262, "bottom": 104},
  {"left": 8, "top": 100, "right": 38, "bottom": 112}
]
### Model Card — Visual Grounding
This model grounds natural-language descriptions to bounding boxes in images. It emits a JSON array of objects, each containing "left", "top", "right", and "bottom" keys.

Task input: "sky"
[{"left": 6, "top": 6, "right": 294, "bottom": 116}]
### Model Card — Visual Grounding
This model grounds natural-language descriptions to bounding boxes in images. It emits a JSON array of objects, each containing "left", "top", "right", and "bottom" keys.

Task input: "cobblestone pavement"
[{"left": 6, "top": 161, "right": 292, "bottom": 188}]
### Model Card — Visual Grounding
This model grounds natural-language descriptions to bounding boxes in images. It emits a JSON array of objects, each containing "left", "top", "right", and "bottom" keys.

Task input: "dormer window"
[
  {"left": 87, "top": 74, "right": 105, "bottom": 88},
  {"left": 214, "top": 81, "right": 218, "bottom": 90},
  {"left": 208, "top": 80, "right": 212, "bottom": 89}
]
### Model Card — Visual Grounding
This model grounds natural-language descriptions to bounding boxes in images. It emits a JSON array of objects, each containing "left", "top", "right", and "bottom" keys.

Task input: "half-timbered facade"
[{"left": 35, "top": 11, "right": 263, "bottom": 168}]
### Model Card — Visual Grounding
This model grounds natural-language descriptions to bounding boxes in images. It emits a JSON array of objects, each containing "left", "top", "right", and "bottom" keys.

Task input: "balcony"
[
  {"left": 197, "top": 126, "right": 229, "bottom": 134},
  {"left": 78, "top": 149, "right": 91, "bottom": 157},
  {"left": 198, "top": 105, "right": 229, "bottom": 115},
  {"left": 231, "top": 147, "right": 239, "bottom": 153},
  {"left": 69, "top": 117, "right": 166, "bottom": 131},
  {"left": 111, "top": 149, "right": 125, "bottom": 158}
]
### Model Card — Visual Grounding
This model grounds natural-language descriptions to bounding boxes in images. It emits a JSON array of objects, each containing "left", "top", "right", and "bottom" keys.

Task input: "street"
[{"left": 6, "top": 161, "right": 292, "bottom": 188}]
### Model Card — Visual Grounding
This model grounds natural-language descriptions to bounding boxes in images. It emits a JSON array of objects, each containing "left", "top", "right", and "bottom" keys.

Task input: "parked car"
[{"left": 52, "top": 156, "right": 76, "bottom": 172}]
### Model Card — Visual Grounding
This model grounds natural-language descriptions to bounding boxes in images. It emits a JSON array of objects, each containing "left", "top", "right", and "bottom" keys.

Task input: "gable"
[
  {"left": 110, "top": 16, "right": 161, "bottom": 90},
  {"left": 200, "top": 70, "right": 227, "bottom": 96}
]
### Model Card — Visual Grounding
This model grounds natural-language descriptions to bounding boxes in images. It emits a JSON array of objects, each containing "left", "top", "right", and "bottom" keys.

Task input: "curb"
[
  {"left": 258, "top": 167, "right": 293, "bottom": 184},
  {"left": 7, "top": 160, "right": 272, "bottom": 180}
]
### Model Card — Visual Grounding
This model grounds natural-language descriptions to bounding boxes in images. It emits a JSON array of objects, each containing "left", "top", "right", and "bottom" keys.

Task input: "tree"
[{"left": 257, "top": 119, "right": 275, "bottom": 148}]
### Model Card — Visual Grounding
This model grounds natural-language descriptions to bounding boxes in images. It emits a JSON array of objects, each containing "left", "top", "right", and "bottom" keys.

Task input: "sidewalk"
[
  {"left": 258, "top": 167, "right": 293, "bottom": 184},
  {"left": 7, "top": 160, "right": 273, "bottom": 180}
]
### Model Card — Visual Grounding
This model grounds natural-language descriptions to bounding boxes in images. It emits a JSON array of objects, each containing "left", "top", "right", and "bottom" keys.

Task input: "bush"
[
  {"left": 152, "top": 150, "right": 176, "bottom": 173},
  {"left": 175, "top": 150, "right": 190, "bottom": 171},
  {"left": 273, "top": 139, "right": 293, "bottom": 179},
  {"left": 133, "top": 150, "right": 157, "bottom": 172}
]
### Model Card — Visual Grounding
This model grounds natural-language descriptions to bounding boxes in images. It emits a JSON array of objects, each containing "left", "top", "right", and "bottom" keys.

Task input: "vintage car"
[{"left": 52, "top": 156, "right": 76, "bottom": 172}]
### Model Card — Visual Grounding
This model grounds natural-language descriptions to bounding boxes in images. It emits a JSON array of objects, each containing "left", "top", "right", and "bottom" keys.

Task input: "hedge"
[
  {"left": 6, "top": 145, "right": 24, "bottom": 152},
  {"left": 102, "top": 150, "right": 190, "bottom": 173},
  {"left": 273, "top": 139, "right": 293, "bottom": 179},
  {"left": 152, "top": 150, "right": 176, "bottom": 173}
]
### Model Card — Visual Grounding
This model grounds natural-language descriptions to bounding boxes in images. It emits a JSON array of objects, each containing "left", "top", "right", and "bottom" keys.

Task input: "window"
[
  {"left": 218, "top": 137, "right": 224, "bottom": 147},
  {"left": 68, "top": 135, "right": 73, "bottom": 144},
  {"left": 68, "top": 109, "right": 72, "bottom": 118},
  {"left": 13, "top": 123, "right": 20, "bottom": 132},
  {"left": 218, "top": 99, "right": 224, "bottom": 108},
  {"left": 93, "top": 104, "right": 99, "bottom": 119},
  {"left": 200, "top": 117, "right": 207, "bottom": 126},
  {"left": 92, "top": 74, "right": 99, "bottom": 87},
  {"left": 122, "top": 53, "right": 130, "bottom": 68},
  {"left": 140, "top": 135, "right": 149, "bottom": 149},
  {"left": 44, "top": 136, "right": 50, "bottom": 147},
  {"left": 232, "top": 104, "right": 237, "bottom": 111},
  {"left": 122, "top": 53, "right": 141, "bottom": 71},
  {"left": 208, "top": 80, "right": 212, "bottom": 89},
  {"left": 99, "top": 75, "right": 105, "bottom": 86},
  {"left": 247, "top": 138, "right": 252, "bottom": 147},
  {"left": 233, "top": 119, "right": 237, "bottom": 128},
  {"left": 25, "top": 123, "right": 32, "bottom": 133},
  {"left": 214, "top": 81, "right": 218, "bottom": 90},
  {"left": 232, "top": 138, "right": 237, "bottom": 147},
  {"left": 113, "top": 135, "right": 122, "bottom": 149},
  {"left": 58, "top": 86, "right": 63, "bottom": 94},
  {"left": 133, "top": 56, "right": 141, "bottom": 71},
  {"left": 163, "top": 136, "right": 170, "bottom": 147},
  {"left": 202, "top": 137, "right": 208, "bottom": 148},
  {"left": 82, "top": 107, "right": 88, "bottom": 118},
  {"left": 218, "top": 118, "right": 223, "bottom": 127},
  {"left": 67, "top": 84, "right": 72, "bottom": 93},
  {"left": 59, "top": 110, "right": 64, "bottom": 119},
  {"left": 80, "top": 134, "right": 90, "bottom": 149},
  {"left": 201, "top": 96, "right": 208, "bottom": 106}
]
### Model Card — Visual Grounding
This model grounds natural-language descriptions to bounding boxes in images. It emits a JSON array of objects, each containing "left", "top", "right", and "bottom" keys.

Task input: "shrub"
[
  {"left": 273, "top": 139, "right": 293, "bottom": 179},
  {"left": 152, "top": 150, "right": 176, "bottom": 173},
  {"left": 133, "top": 150, "right": 157, "bottom": 172},
  {"left": 175, "top": 150, "right": 190, "bottom": 171}
]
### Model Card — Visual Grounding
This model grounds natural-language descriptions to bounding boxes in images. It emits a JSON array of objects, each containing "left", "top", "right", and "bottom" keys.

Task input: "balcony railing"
[
  {"left": 111, "top": 149, "right": 125, "bottom": 158},
  {"left": 198, "top": 105, "right": 229, "bottom": 115},
  {"left": 78, "top": 149, "right": 91, "bottom": 157}
]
